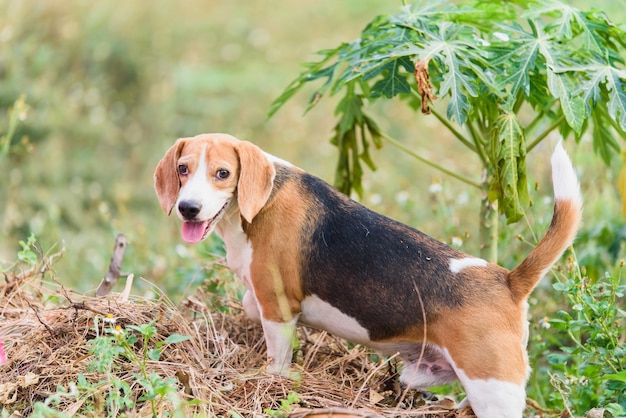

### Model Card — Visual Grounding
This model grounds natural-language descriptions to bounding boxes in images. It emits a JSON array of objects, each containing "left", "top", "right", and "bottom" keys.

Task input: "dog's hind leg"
[
  {"left": 399, "top": 344, "right": 458, "bottom": 389},
  {"left": 441, "top": 332, "right": 528, "bottom": 418}
]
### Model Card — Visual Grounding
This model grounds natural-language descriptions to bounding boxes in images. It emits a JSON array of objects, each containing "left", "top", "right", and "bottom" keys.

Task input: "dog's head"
[{"left": 154, "top": 133, "right": 275, "bottom": 243}]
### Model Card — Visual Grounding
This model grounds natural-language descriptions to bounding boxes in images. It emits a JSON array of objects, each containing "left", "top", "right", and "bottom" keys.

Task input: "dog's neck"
[{"left": 215, "top": 203, "right": 254, "bottom": 289}]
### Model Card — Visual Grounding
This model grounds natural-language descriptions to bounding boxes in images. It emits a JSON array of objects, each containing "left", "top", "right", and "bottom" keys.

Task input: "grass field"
[
  {"left": 1, "top": 1, "right": 625, "bottom": 416},
  {"left": 0, "top": 0, "right": 400, "bottom": 296}
]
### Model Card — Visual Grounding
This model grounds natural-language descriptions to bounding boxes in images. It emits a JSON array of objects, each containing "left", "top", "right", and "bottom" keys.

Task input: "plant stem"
[
  {"left": 409, "top": 89, "right": 476, "bottom": 153},
  {"left": 527, "top": 115, "right": 565, "bottom": 152},
  {"left": 380, "top": 132, "right": 481, "bottom": 188},
  {"left": 466, "top": 120, "right": 489, "bottom": 166},
  {"left": 479, "top": 177, "right": 499, "bottom": 263},
  {"left": 429, "top": 106, "right": 477, "bottom": 153}
]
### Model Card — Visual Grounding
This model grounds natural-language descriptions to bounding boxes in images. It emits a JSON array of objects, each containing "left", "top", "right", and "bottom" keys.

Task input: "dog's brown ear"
[
  {"left": 236, "top": 141, "right": 275, "bottom": 223},
  {"left": 154, "top": 139, "right": 186, "bottom": 215}
]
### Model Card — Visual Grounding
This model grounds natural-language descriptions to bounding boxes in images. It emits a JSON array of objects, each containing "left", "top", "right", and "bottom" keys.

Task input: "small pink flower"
[{"left": 0, "top": 338, "right": 7, "bottom": 365}]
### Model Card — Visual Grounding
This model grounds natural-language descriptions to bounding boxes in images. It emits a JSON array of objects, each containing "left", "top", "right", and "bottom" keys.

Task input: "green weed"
[
  {"left": 529, "top": 258, "right": 626, "bottom": 415},
  {"left": 0, "top": 95, "right": 30, "bottom": 160},
  {"left": 263, "top": 392, "right": 301, "bottom": 417},
  {"left": 0, "top": 233, "right": 38, "bottom": 272},
  {"left": 30, "top": 315, "right": 192, "bottom": 417}
]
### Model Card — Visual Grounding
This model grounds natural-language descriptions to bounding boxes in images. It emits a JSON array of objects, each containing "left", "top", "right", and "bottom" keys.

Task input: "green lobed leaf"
[
  {"left": 524, "top": 0, "right": 607, "bottom": 53},
  {"left": 369, "top": 58, "right": 412, "bottom": 99},
  {"left": 489, "top": 110, "right": 529, "bottom": 223},
  {"left": 331, "top": 86, "right": 363, "bottom": 195},
  {"left": 416, "top": 23, "right": 480, "bottom": 125},
  {"left": 490, "top": 22, "right": 540, "bottom": 98},
  {"left": 592, "top": 110, "right": 620, "bottom": 164},
  {"left": 269, "top": 0, "right": 626, "bottom": 202},
  {"left": 606, "top": 68, "right": 626, "bottom": 132},
  {"left": 268, "top": 44, "right": 346, "bottom": 117}
]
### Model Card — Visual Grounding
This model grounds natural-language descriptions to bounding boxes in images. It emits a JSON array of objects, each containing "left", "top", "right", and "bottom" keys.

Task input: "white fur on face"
[{"left": 175, "top": 144, "right": 233, "bottom": 222}]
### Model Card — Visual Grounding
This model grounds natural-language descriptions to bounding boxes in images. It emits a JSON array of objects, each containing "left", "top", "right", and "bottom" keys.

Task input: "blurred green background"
[{"left": 0, "top": 0, "right": 624, "bottom": 300}]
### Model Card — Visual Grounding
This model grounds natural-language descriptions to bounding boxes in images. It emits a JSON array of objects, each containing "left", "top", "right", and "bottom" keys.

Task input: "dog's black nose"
[{"left": 178, "top": 200, "right": 201, "bottom": 220}]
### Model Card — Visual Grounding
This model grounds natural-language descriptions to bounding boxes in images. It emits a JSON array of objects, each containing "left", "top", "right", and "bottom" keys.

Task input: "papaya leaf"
[
  {"left": 490, "top": 22, "right": 540, "bottom": 97},
  {"left": 271, "top": 0, "right": 626, "bottom": 204},
  {"left": 592, "top": 109, "right": 620, "bottom": 165},
  {"left": 489, "top": 111, "right": 528, "bottom": 224},
  {"left": 330, "top": 85, "right": 380, "bottom": 197},
  {"left": 369, "top": 58, "right": 412, "bottom": 99},
  {"left": 268, "top": 45, "right": 345, "bottom": 117},
  {"left": 524, "top": 0, "right": 607, "bottom": 53},
  {"left": 350, "top": 130, "right": 364, "bottom": 197},
  {"left": 415, "top": 23, "right": 479, "bottom": 125},
  {"left": 554, "top": 61, "right": 626, "bottom": 133}
]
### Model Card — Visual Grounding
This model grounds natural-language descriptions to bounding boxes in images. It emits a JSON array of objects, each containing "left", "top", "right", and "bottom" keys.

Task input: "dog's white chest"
[{"left": 216, "top": 218, "right": 253, "bottom": 290}]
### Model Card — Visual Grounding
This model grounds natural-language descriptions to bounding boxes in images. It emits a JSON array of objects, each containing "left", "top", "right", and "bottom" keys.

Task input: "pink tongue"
[{"left": 181, "top": 221, "right": 209, "bottom": 244}]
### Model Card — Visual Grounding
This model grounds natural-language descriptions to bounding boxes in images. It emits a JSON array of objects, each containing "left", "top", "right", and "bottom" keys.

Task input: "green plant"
[
  {"left": 32, "top": 316, "right": 191, "bottom": 417},
  {"left": 263, "top": 392, "right": 301, "bottom": 417},
  {"left": 0, "top": 95, "right": 29, "bottom": 161},
  {"left": 0, "top": 233, "right": 40, "bottom": 275},
  {"left": 271, "top": 0, "right": 626, "bottom": 261},
  {"left": 530, "top": 258, "right": 626, "bottom": 415}
]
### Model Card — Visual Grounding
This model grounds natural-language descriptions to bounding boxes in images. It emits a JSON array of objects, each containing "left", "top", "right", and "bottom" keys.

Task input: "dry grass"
[{"left": 0, "top": 259, "right": 473, "bottom": 417}]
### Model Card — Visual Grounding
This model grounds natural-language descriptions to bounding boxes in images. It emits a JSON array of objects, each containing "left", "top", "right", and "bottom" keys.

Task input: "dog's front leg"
[
  {"left": 242, "top": 288, "right": 299, "bottom": 375},
  {"left": 260, "top": 316, "right": 299, "bottom": 375}
]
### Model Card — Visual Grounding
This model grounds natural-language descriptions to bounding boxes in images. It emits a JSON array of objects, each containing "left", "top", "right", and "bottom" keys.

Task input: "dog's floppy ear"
[
  {"left": 154, "top": 139, "right": 186, "bottom": 215},
  {"left": 236, "top": 141, "right": 275, "bottom": 223}
]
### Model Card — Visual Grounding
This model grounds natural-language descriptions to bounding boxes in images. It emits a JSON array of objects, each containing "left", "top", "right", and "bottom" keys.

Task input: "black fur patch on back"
[{"left": 297, "top": 173, "right": 494, "bottom": 341}]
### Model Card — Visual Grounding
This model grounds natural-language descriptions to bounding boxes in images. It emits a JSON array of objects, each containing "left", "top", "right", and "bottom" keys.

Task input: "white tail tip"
[{"left": 551, "top": 141, "right": 582, "bottom": 208}]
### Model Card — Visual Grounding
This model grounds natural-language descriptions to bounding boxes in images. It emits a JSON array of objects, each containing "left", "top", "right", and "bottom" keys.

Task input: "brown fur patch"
[
  {"left": 154, "top": 138, "right": 187, "bottom": 214},
  {"left": 429, "top": 303, "right": 528, "bottom": 384},
  {"left": 235, "top": 141, "right": 276, "bottom": 223},
  {"left": 508, "top": 199, "right": 582, "bottom": 301},
  {"left": 244, "top": 172, "right": 310, "bottom": 322}
]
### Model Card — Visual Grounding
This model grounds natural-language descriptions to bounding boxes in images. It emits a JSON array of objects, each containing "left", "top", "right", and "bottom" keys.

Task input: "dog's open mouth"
[{"left": 181, "top": 201, "right": 229, "bottom": 244}]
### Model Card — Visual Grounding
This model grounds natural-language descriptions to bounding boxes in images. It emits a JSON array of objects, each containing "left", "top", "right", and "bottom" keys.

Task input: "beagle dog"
[{"left": 154, "top": 133, "right": 582, "bottom": 418}]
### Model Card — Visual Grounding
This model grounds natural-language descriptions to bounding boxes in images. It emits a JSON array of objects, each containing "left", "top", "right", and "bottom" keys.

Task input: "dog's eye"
[
  {"left": 216, "top": 169, "right": 230, "bottom": 180},
  {"left": 178, "top": 164, "right": 189, "bottom": 176}
]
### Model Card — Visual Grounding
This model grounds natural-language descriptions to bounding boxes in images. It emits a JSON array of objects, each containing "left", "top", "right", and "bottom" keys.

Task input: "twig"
[
  {"left": 290, "top": 407, "right": 380, "bottom": 417},
  {"left": 65, "top": 301, "right": 107, "bottom": 317},
  {"left": 96, "top": 234, "right": 128, "bottom": 296},
  {"left": 526, "top": 397, "right": 559, "bottom": 416},
  {"left": 350, "top": 352, "right": 399, "bottom": 408},
  {"left": 119, "top": 274, "right": 135, "bottom": 302},
  {"left": 25, "top": 298, "right": 54, "bottom": 337}
]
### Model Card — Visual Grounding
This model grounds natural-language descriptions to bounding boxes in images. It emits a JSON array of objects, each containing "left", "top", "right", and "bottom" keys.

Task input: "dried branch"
[{"left": 96, "top": 233, "right": 128, "bottom": 296}]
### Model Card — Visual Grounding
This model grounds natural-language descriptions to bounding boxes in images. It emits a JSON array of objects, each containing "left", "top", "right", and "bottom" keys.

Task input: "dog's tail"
[{"left": 507, "top": 142, "right": 582, "bottom": 302}]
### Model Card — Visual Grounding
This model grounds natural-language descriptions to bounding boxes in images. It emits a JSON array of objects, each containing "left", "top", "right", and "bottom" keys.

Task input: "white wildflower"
[
  {"left": 369, "top": 194, "right": 382, "bottom": 206},
  {"left": 429, "top": 182, "right": 442, "bottom": 194},
  {"left": 103, "top": 313, "right": 117, "bottom": 324},
  {"left": 395, "top": 190, "right": 410, "bottom": 205}
]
